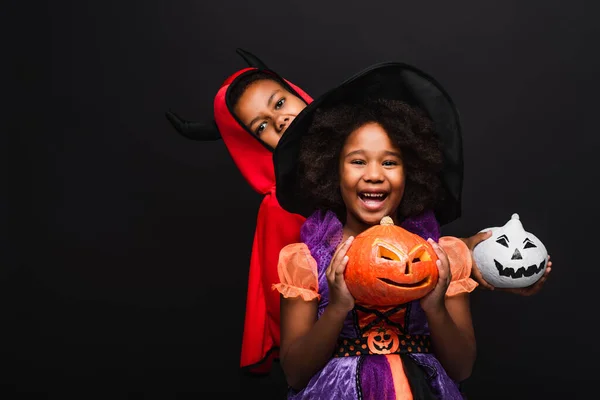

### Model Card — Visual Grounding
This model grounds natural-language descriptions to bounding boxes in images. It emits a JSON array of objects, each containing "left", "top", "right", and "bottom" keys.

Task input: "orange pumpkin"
[{"left": 345, "top": 216, "right": 439, "bottom": 307}]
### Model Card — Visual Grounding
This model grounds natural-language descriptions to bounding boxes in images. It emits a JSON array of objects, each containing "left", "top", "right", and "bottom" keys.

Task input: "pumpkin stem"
[{"left": 380, "top": 216, "right": 394, "bottom": 226}]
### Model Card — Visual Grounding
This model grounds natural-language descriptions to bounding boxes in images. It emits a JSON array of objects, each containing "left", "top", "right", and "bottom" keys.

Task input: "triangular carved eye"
[
  {"left": 409, "top": 246, "right": 432, "bottom": 264},
  {"left": 373, "top": 241, "right": 407, "bottom": 272},
  {"left": 377, "top": 245, "right": 401, "bottom": 261},
  {"left": 523, "top": 239, "right": 537, "bottom": 249}
]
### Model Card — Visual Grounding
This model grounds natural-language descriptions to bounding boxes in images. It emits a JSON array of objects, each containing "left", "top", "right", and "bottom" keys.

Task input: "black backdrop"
[{"left": 7, "top": 0, "right": 600, "bottom": 398}]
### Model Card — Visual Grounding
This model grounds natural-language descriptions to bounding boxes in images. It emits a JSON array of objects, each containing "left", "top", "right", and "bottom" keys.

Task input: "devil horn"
[
  {"left": 236, "top": 48, "right": 269, "bottom": 70},
  {"left": 165, "top": 110, "right": 221, "bottom": 141}
]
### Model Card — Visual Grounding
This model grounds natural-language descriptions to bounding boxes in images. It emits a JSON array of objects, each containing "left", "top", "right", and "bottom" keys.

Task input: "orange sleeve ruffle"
[
  {"left": 439, "top": 236, "right": 479, "bottom": 297},
  {"left": 272, "top": 243, "right": 320, "bottom": 301}
]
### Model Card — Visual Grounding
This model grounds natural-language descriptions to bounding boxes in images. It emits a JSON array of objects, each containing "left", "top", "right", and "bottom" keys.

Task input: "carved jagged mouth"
[
  {"left": 494, "top": 259, "right": 546, "bottom": 279},
  {"left": 377, "top": 277, "right": 430, "bottom": 288}
]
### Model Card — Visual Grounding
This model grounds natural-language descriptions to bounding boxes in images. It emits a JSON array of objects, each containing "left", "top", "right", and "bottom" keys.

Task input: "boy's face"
[
  {"left": 234, "top": 79, "right": 307, "bottom": 149},
  {"left": 339, "top": 122, "right": 406, "bottom": 230}
]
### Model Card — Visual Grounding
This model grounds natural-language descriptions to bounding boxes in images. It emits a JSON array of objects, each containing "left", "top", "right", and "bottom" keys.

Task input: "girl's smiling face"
[{"left": 339, "top": 122, "right": 406, "bottom": 234}]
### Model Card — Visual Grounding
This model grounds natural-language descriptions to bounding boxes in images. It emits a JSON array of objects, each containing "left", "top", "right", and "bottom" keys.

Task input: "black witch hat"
[{"left": 274, "top": 62, "right": 464, "bottom": 226}]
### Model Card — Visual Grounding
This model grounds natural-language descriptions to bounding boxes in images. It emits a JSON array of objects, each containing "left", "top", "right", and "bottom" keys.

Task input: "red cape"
[{"left": 213, "top": 67, "right": 312, "bottom": 373}]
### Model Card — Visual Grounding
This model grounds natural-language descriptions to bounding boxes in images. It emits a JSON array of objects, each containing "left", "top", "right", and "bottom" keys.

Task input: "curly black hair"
[
  {"left": 297, "top": 98, "right": 446, "bottom": 221},
  {"left": 228, "top": 70, "right": 283, "bottom": 110}
]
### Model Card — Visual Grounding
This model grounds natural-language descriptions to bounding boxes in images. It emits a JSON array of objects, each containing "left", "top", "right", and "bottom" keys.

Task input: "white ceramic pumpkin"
[{"left": 472, "top": 213, "right": 547, "bottom": 288}]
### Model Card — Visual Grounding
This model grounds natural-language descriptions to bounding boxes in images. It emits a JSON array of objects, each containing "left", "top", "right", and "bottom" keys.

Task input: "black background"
[{"left": 7, "top": 0, "right": 600, "bottom": 398}]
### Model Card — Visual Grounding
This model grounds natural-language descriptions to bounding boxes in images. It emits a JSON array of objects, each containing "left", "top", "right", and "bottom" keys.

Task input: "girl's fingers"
[
  {"left": 332, "top": 236, "right": 354, "bottom": 266},
  {"left": 335, "top": 255, "right": 349, "bottom": 276},
  {"left": 328, "top": 243, "right": 345, "bottom": 278},
  {"left": 330, "top": 242, "right": 345, "bottom": 266},
  {"left": 435, "top": 259, "right": 449, "bottom": 280},
  {"left": 428, "top": 239, "right": 450, "bottom": 273},
  {"left": 328, "top": 236, "right": 354, "bottom": 280},
  {"left": 427, "top": 238, "right": 444, "bottom": 258},
  {"left": 461, "top": 231, "right": 491, "bottom": 251}
]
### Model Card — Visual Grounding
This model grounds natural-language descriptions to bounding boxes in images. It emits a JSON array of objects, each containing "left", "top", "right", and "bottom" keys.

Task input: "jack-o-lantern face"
[
  {"left": 473, "top": 213, "right": 548, "bottom": 288},
  {"left": 367, "top": 327, "right": 400, "bottom": 355},
  {"left": 344, "top": 216, "right": 439, "bottom": 307}
]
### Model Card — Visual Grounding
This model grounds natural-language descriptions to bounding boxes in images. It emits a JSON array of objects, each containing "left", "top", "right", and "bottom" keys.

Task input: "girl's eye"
[
  {"left": 351, "top": 160, "right": 366, "bottom": 165},
  {"left": 383, "top": 160, "right": 398, "bottom": 167},
  {"left": 275, "top": 98, "right": 285, "bottom": 109},
  {"left": 256, "top": 122, "right": 267, "bottom": 135}
]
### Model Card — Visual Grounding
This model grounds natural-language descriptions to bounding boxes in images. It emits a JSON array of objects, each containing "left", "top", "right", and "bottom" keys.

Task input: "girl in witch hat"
[
  {"left": 271, "top": 62, "right": 477, "bottom": 399},
  {"left": 165, "top": 49, "right": 553, "bottom": 376},
  {"left": 166, "top": 48, "right": 312, "bottom": 374}
]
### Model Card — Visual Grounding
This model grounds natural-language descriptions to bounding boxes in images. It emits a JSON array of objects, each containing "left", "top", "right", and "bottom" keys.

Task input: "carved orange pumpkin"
[{"left": 345, "top": 216, "right": 439, "bottom": 307}]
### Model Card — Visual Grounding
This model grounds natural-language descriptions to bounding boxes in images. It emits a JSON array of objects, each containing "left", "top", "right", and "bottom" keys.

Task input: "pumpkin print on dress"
[{"left": 366, "top": 326, "right": 400, "bottom": 355}]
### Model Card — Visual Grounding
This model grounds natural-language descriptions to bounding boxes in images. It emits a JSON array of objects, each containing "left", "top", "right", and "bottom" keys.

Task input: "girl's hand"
[
  {"left": 326, "top": 236, "right": 355, "bottom": 314},
  {"left": 461, "top": 230, "right": 495, "bottom": 290},
  {"left": 462, "top": 230, "right": 553, "bottom": 296},
  {"left": 497, "top": 255, "right": 552, "bottom": 296},
  {"left": 420, "top": 239, "right": 452, "bottom": 314}
]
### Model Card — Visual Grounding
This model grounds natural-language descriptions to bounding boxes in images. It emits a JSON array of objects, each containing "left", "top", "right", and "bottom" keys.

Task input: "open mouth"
[
  {"left": 359, "top": 192, "right": 388, "bottom": 210},
  {"left": 494, "top": 259, "right": 546, "bottom": 279},
  {"left": 359, "top": 192, "right": 388, "bottom": 200}
]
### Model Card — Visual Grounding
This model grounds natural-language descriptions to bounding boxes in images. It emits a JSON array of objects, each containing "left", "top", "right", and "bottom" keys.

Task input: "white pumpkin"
[{"left": 472, "top": 213, "right": 547, "bottom": 288}]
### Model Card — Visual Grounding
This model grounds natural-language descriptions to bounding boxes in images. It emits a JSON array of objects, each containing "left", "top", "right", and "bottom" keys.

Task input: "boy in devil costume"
[{"left": 166, "top": 49, "right": 312, "bottom": 374}]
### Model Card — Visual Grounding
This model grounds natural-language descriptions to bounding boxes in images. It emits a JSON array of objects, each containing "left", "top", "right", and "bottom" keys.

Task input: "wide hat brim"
[{"left": 273, "top": 62, "right": 464, "bottom": 226}]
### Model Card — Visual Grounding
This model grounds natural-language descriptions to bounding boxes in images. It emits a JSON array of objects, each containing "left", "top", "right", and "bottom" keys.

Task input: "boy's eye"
[
  {"left": 382, "top": 160, "right": 398, "bottom": 167},
  {"left": 275, "top": 98, "right": 285, "bottom": 109},
  {"left": 256, "top": 122, "right": 267, "bottom": 135},
  {"left": 350, "top": 160, "right": 366, "bottom": 165}
]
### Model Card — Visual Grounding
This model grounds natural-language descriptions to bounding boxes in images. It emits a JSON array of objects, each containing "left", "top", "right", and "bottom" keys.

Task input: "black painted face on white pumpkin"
[
  {"left": 473, "top": 214, "right": 548, "bottom": 289},
  {"left": 492, "top": 234, "right": 546, "bottom": 279}
]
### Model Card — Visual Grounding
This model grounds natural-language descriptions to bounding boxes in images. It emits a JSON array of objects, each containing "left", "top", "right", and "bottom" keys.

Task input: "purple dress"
[{"left": 286, "top": 210, "right": 467, "bottom": 400}]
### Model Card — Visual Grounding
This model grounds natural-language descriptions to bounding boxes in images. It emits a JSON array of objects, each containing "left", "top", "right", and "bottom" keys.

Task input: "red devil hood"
[
  {"left": 213, "top": 68, "right": 313, "bottom": 194},
  {"left": 165, "top": 52, "right": 313, "bottom": 373}
]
